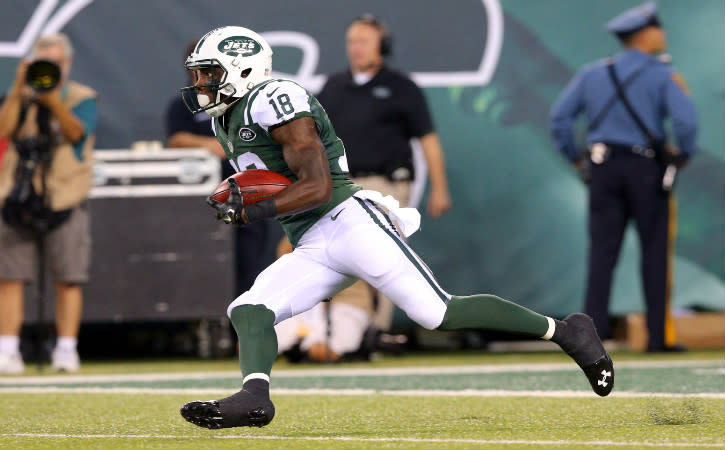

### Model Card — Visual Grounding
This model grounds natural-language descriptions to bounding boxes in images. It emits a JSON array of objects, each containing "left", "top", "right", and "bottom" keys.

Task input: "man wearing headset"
[
  {"left": 274, "top": 15, "right": 452, "bottom": 362},
  {"left": 320, "top": 14, "right": 451, "bottom": 221}
]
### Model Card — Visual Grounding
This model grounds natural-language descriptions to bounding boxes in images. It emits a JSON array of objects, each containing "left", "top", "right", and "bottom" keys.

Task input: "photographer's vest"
[{"left": 0, "top": 81, "right": 96, "bottom": 211}]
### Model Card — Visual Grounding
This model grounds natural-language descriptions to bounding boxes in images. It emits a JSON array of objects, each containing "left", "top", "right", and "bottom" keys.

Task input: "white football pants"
[{"left": 227, "top": 193, "right": 451, "bottom": 330}]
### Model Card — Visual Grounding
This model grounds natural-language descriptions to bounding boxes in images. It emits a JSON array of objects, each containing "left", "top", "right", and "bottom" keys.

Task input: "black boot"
[
  {"left": 552, "top": 313, "right": 614, "bottom": 397},
  {"left": 180, "top": 379, "right": 275, "bottom": 428}
]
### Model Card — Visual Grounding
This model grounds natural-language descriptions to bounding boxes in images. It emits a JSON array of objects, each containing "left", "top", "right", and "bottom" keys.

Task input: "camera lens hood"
[{"left": 26, "top": 59, "right": 61, "bottom": 92}]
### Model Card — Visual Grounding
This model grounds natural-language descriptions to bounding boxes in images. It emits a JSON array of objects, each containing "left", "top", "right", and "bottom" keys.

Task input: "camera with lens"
[
  {"left": 26, "top": 59, "right": 61, "bottom": 92},
  {"left": 1, "top": 64, "right": 59, "bottom": 233},
  {"left": 14, "top": 135, "right": 52, "bottom": 163}
]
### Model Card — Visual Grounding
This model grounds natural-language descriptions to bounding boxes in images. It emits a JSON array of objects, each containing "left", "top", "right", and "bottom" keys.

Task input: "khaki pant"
[{"left": 0, "top": 205, "right": 91, "bottom": 283}]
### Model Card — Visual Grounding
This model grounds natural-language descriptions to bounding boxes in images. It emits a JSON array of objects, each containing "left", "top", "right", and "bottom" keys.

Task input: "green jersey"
[{"left": 213, "top": 78, "right": 360, "bottom": 246}]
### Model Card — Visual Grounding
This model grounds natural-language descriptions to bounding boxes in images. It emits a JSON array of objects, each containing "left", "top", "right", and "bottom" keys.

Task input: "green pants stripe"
[{"left": 354, "top": 197, "right": 448, "bottom": 303}]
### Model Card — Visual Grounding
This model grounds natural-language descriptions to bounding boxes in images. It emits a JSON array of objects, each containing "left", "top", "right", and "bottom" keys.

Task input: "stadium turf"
[{"left": 0, "top": 350, "right": 722, "bottom": 450}]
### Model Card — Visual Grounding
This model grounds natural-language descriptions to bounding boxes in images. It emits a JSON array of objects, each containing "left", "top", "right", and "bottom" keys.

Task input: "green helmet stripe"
[{"left": 194, "top": 30, "right": 214, "bottom": 54}]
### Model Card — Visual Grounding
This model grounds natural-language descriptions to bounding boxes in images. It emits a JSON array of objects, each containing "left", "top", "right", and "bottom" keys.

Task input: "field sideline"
[{"left": 0, "top": 350, "right": 723, "bottom": 450}]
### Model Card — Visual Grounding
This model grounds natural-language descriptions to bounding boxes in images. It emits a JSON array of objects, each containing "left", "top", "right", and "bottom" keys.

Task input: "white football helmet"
[{"left": 181, "top": 26, "right": 273, "bottom": 117}]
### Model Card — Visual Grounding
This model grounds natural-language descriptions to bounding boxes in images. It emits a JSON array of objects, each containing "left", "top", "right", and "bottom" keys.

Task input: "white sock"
[
  {"left": 56, "top": 336, "right": 77, "bottom": 352},
  {"left": 541, "top": 317, "right": 556, "bottom": 340},
  {"left": 0, "top": 335, "right": 20, "bottom": 354}
]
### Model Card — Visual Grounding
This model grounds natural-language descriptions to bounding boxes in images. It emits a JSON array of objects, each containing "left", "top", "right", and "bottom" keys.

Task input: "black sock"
[
  {"left": 550, "top": 314, "right": 604, "bottom": 368},
  {"left": 217, "top": 379, "right": 275, "bottom": 427},
  {"left": 550, "top": 319, "right": 568, "bottom": 346},
  {"left": 243, "top": 378, "right": 270, "bottom": 396}
]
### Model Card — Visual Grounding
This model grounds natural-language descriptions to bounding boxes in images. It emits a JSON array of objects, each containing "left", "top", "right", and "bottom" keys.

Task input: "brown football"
[{"left": 210, "top": 169, "right": 292, "bottom": 204}]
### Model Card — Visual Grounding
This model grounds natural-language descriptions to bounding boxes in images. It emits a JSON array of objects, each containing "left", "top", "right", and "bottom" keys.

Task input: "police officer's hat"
[{"left": 605, "top": 2, "right": 661, "bottom": 39}]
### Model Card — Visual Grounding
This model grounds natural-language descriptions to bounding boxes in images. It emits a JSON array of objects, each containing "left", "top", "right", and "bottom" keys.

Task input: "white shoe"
[
  {"left": 51, "top": 348, "right": 80, "bottom": 373},
  {"left": 0, "top": 352, "right": 25, "bottom": 375}
]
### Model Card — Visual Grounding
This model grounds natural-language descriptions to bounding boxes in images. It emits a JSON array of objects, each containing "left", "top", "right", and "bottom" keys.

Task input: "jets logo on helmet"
[
  {"left": 218, "top": 37, "right": 261, "bottom": 56},
  {"left": 181, "top": 26, "right": 273, "bottom": 117}
]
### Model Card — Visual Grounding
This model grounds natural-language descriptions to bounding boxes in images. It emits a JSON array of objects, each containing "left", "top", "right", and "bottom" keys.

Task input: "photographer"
[{"left": 0, "top": 33, "right": 98, "bottom": 374}]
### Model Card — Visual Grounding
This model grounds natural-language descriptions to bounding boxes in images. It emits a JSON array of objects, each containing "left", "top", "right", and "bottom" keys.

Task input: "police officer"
[{"left": 548, "top": 2, "right": 697, "bottom": 352}]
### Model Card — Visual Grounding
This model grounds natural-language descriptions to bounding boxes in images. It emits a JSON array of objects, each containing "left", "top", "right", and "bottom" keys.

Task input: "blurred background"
[{"left": 0, "top": 0, "right": 722, "bottom": 358}]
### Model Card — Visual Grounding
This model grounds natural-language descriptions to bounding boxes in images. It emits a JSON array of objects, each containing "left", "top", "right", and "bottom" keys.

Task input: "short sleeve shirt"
[{"left": 316, "top": 66, "right": 434, "bottom": 177}]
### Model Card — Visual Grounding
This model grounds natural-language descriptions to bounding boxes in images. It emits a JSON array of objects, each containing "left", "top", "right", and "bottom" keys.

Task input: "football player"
[{"left": 179, "top": 26, "right": 615, "bottom": 429}]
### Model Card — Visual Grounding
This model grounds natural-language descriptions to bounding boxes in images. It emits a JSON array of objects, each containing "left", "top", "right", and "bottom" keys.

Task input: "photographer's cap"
[{"left": 605, "top": 1, "right": 660, "bottom": 35}]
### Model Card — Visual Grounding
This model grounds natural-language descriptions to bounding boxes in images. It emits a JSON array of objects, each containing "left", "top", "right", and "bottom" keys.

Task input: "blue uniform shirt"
[{"left": 549, "top": 49, "right": 697, "bottom": 162}]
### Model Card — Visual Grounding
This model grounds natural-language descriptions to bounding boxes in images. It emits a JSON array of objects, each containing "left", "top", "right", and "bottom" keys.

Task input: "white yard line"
[
  {"left": 0, "top": 359, "right": 721, "bottom": 385},
  {"left": 0, "top": 386, "right": 722, "bottom": 398},
  {"left": 2, "top": 432, "right": 722, "bottom": 448}
]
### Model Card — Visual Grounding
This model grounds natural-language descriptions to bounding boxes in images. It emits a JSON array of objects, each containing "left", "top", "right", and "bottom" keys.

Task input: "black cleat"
[
  {"left": 553, "top": 313, "right": 614, "bottom": 397},
  {"left": 582, "top": 354, "right": 614, "bottom": 396},
  {"left": 180, "top": 400, "right": 225, "bottom": 429},
  {"left": 180, "top": 383, "right": 275, "bottom": 429}
]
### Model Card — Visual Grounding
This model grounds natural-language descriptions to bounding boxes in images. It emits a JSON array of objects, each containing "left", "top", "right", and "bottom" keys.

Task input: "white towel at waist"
[{"left": 353, "top": 190, "right": 421, "bottom": 238}]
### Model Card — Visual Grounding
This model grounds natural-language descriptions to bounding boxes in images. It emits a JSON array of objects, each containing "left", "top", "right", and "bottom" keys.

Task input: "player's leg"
[
  {"left": 584, "top": 160, "right": 628, "bottom": 340},
  {"left": 48, "top": 205, "right": 91, "bottom": 373},
  {"left": 52, "top": 283, "right": 82, "bottom": 372},
  {"left": 352, "top": 175, "right": 411, "bottom": 337},
  {"left": 275, "top": 303, "right": 328, "bottom": 357},
  {"left": 226, "top": 246, "right": 353, "bottom": 372},
  {"left": 0, "top": 280, "right": 25, "bottom": 375},
  {"left": 322, "top": 281, "right": 373, "bottom": 361},
  {"left": 0, "top": 221, "right": 35, "bottom": 375},
  {"left": 327, "top": 300, "right": 372, "bottom": 358},
  {"left": 437, "top": 295, "right": 613, "bottom": 396},
  {"left": 628, "top": 161, "right": 676, "bottom": 351},
  {"left": 272, "top": 236, "right": 335, "bottom": 361},
  {"left": 332, "top": 197, "right": 613, "bottom": 396},
  {"left": 180, "top": 236, "right": 354, "bottom": 429}
]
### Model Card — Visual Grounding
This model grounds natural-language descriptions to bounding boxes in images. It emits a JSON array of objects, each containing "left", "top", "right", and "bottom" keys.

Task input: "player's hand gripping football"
[{"left": 206, "top": 178, "right": 246, "bottom": 225}]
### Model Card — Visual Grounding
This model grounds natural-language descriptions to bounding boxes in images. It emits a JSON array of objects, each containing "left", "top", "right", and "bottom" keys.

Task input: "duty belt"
[{"left": 589, "top": 142, "right": 656, "bottom": 164}]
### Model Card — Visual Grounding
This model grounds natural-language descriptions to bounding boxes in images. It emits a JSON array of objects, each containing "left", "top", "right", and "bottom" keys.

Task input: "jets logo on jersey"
[
  {"left": 239, "top": 128, "right": 257, "bottom": 142},
  {"left": 218, "top": 36, "right": 261, "bottom": 57}
]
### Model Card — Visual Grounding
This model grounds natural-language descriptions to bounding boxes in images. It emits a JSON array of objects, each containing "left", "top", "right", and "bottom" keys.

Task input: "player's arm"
[
  {"left": 419, "top": 132, "right": 451, "bottom": 218},
  {"left": 167, "top": 131, "right": 226, "bottom": 158},
  {"left": 165, "top": 99, "right": 227, "bottom": 158},
  {"left": 207, "top": 81, "right": 332, "bottom": 225},
  {"left": 0, "top": 60, "right": 28, "bottom": 139},
  {"left": 548, "top": 71, "right": 586, "bottom": 162},
  {"left": 36, "top": 88, "right": 86, "bottom": 143},
  {"left": 664, "top": 71, "right": 697, "bottom": 161},
  {"left": 403, "top": 81, "right": 451, "bottom": 218},
  {"left": 207, "top": 115, "right": 332, "bottom": 225},
  {"left": 268, "top": 116, "right": 332, "bottom": 216}
]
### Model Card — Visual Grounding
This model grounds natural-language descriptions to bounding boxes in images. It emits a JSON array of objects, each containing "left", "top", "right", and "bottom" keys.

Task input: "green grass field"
[{"left": 1, "top": 350, "right": 723, "bottom": 450}]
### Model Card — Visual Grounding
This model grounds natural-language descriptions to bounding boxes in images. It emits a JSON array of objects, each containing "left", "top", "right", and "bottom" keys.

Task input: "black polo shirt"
[
  {"left": 316, "top": 66, "right": 434, "bottom": 179},
  {"left": 165, "top": 96, "right": 215, "bottom": 139}
]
